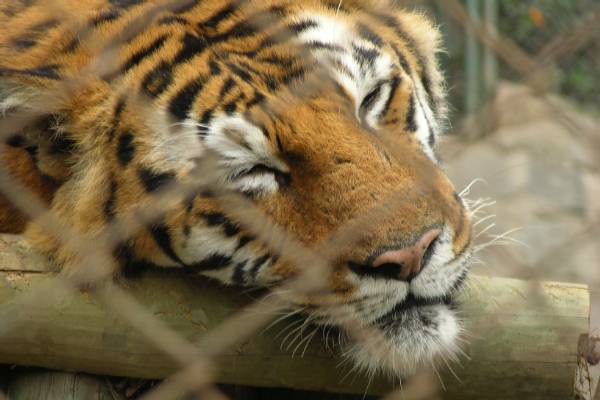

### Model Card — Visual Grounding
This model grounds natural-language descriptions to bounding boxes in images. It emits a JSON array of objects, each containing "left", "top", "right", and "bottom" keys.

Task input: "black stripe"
[
  {"left": 64, "top": 37, "right": 81, "bottom": 53},
  {"left": 390, "top": 43, "right": 412, "bottom": 74},
  {"left": 218, "top": 77, "right": 236, "bottom": 101},
  {"left": 1, "top": 1, "right": 34, "bottom": 17},
  {"left": 168, "top": 78, "right": 206, "bottom": 120},
  {"left": 159, "top": 15, "right": 188, "bottom": 25},
  {"left": 141, "top": 61, "right": 173, "bottom": 98},
  {"left": 0, "top": 65, "right": 60, "bottom": 79},
  {"left": 421, "top": 74, "right": 436, "bottom": 114},
  {"left": 199, "top": 108, "right": 213, "bottom": 126},
  {"left": 109, "top": 0, "right": 145, "bottom": 9},
  {"left": 226, "top": 62, "right": 253, "bottom": 83},
  {"left": 104, "top": 179, "right": 118, "bottom": 220},
  {"left": 306, "top": 41, "right": 344, "bottom": 52},
  {"left": 202, "top": 3, "right": 236, "bottom": 29},
  {"left": 428, "top": 128, "right": 435, "bottom": 147},
  {"left": 231, "top": 261, "right": 247, "bottom": 285},
  {"left": 224, "top": 92, "right": 246, "bottom": 114},
  {"left": 288, "top": 20, "right": 318, "bottom": 33},
  {"left": 359, "top": 84, "right": 382, "bottom": 116},
  {"left": 48, "top": 135, "right": 77, "bottom": 155},
  {"left": 235, "top": 60, "right": 263, "bottom": 79},
  {"left": 357, "top": 22, "right": 383, "bottom": 47},
  {"left": 203, "top": 20, "right": 258, "bottom": 46},
  {"left": 24, "top": 145, "right": 38, "bottom": 162},
  {"left": 114, "top": 97, "right": 126, "bottom": 119},
  {"left": 257, "top": 55, "right": 296, "bottom": 68},
  {"left": 91, "top": 10, "right": 120, "bottom": 26},
  {"left": 173, "top": 33, "right": 207, "bottom": 64},
  {"left": 245, "top": 90, "right": 265, "bottom": 108},
  {"left": 149, "top": 223, "right": 186, "bottom": 265},
  {"left": 330, "top": 57, "right": 356, "bottom": 80},
  {"left": 352, "top": 44, "right": 379, "bottom": 69},
  {"left": 236, "top": 234, "right": 255, "bottom": 251},
  {"left": 12, "top": 19, "right": 60, "bottom": 49},
  {"left": 405, "top": 94, "right": 417, "bottom": 132},
  {"left": 138, "top": 168, "right": 176, "bottom": 192},
  {"left": 381, "top": 76, "right": 401, "bottom": 120},
  {"left": 115, "top": 243, "right": 157, "bottom": 279},
  {"left": 190, "top": 254, "right": 232, "bottom": 271},
  {"left": 5, "top": 135, "right": 26, "bottom": 148},
  {"left": 282, "top": 66, "right": 307, "bottom": 85},
  {"left": 117, "top": 132, "right": 135, "bottom": 166},
  {"left": 248, "top": 254, "right": 269, "bottom": 282},
  {"left": 200, "top": 212, "right": 240, "bottom": 237},
  {"left": 123, "top": 35, "right": 169, "bottom": 72},
  {"left": 376, "top": 13, "right": 436, "bottom": 106},
  {"left": 108, "top": 97, "right": 126, "bottom": 141},
  {"left": 224, "top": 101, "right": 237, "bottom": 114},
  {"left": 370, "top": 13, "right": 423, "bottom": 66}
]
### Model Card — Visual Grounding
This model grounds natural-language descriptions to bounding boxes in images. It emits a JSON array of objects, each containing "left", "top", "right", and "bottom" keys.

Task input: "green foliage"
[{"left": 497, "top": 0, "right": 600, "bottom": 108}]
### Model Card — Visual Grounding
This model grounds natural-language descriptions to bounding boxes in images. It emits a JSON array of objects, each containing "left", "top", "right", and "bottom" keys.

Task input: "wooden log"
[
  {"left": 0, "top": 234, "right": 590, "bottom": 399},
  {"left": 6, "top": 370, "right": 125, "bottom": 400}
]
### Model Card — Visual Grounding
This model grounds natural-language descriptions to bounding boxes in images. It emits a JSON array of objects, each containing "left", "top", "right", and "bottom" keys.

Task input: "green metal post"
[
  {"left": 483, "top": 0, "right": 499, "bottom": 101},
  {"left": 464, "top": 0, "right": 481, "bottom": 115}
]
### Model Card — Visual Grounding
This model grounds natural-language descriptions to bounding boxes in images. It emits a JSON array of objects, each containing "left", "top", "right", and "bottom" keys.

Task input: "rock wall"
[{"left": 444, "top": 82, "right": 600, "bottom": 287}]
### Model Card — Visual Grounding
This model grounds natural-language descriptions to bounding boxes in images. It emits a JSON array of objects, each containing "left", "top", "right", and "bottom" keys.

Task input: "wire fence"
[{"left": 0, "top": 0, "right": 598, "bottom": 399}]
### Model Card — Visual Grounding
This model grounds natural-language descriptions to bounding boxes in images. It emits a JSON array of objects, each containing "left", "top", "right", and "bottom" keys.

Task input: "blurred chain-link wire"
[{"left": 0, "top": 0, "right": 598, "bottom": 399}]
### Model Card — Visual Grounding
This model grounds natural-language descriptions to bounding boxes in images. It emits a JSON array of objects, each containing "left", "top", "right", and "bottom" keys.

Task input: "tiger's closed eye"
[
  {"left": 236, "top": 164, "right": 291, "bottom": 188},
  {"left": 358, "top": 79, "right": 395, "bottom": 128}
]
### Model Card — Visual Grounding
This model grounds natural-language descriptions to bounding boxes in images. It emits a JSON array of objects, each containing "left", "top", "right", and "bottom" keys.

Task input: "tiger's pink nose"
[{"left": 372, "top": 229, "right": 441, "bottom": 281}]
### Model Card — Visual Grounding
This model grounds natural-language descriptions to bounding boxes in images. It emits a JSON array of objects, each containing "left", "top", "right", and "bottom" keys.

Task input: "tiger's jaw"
[
  {"left": 344, "top": 299, "right": 461, "bottom": 378},
  {"left": 302, "top": 235, "right": 473, "bottom": 379},
  {"left": 342, "top": 277, "right": 468, "bottom": 378}
]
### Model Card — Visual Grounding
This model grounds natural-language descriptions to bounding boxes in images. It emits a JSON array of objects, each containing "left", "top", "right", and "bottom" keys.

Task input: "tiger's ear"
[{"left": 394, "top": 10, "right": 448, "bottom": 127}]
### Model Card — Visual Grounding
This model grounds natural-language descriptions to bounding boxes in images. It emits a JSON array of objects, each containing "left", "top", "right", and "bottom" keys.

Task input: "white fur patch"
[
  {"left": 203, "top": 113, "right": 288, "bottom": 195},
  {"left": 0, "top": 93, "right": 25, "bottom": 116},
  {"left": 144, "top": 110, "right": 204, "bottom": 173},
  {"left": 344, "top": 304, "right": 460, "bottom": 378},
  {"left": 292, "top": 13, "right": 394, "bottom": 128},
  {"left": 291, "top": 12, "right": 443, "bottom": 164},
  {"left": 411, "top": 228, "right": 471, "bottom": 299}
]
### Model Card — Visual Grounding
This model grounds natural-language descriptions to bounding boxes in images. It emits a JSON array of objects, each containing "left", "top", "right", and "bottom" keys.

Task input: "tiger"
[{"left": 0, "top": 0, "right": 473, "bottom": 379}]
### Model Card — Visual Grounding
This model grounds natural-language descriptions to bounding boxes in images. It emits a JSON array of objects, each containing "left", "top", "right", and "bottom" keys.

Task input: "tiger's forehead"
[{"left": 289, "top": 12, "right": 397, "bottom": 107}]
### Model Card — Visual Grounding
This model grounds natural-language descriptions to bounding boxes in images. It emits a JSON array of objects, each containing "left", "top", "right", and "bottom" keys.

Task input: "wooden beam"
[
  {"left": 6, "top": 370, "right": 125, "bottom": 400},
  {"left": 0, "top": 235, "right": 590, "bottom": 399}
]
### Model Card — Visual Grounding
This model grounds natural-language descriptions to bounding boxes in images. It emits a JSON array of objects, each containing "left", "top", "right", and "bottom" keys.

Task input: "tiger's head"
[
  {"left": 150, "top": 2, "right": 473, "bottom": 377},
  {"left": 1, "top": 0, "right": 472, "bottom": 379}
]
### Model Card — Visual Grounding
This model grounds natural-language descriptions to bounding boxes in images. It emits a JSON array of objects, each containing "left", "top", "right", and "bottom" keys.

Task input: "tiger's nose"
[{"left": 372, "top": 228, "right": 441, "bottom": 281}]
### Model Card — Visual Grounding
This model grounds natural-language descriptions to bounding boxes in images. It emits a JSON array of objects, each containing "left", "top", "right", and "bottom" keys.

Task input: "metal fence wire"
[{"left": 0, "top": 0, "right": 598, "bottom": 399}]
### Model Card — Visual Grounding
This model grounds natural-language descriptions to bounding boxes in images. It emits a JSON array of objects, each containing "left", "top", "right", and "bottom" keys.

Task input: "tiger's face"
[
  {"left": 160, "top": 7, "right": 473, "bottom": 377},
  {"left": 2, "top": 0, "right": 473, "bottom": 379}
]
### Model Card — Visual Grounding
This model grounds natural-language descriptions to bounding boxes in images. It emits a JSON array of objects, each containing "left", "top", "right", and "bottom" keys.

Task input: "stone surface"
[{"left": 444, "top": 82, "right": 600, "bottom": 286}]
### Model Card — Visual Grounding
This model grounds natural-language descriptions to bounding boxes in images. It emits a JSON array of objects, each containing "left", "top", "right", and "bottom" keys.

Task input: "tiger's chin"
[{"left": 344, "top": 302, "right": 460, "bottom": 378}]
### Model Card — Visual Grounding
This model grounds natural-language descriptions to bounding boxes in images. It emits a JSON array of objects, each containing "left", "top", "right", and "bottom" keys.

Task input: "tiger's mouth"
[
  {"left": 334, "top": 253, "right": 472, "bottom": 378},
  {"left": 374, "top": 292, "right": 455, "bottom": 328},
  {"left": 342, "top": 299, "right": 462, "bottom": 378}
]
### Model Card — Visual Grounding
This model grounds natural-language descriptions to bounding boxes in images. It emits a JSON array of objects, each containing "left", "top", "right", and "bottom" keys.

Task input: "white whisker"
[{"left": 459, "top": 178, "right": 487, "bottom": 197}]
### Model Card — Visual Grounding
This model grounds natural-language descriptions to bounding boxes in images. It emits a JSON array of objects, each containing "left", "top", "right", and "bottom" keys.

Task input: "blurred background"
[
  {"left": 412, "top": 3, "right": 600, "bottom": 393},
  {"left": 406, "top": 0, "right": 600, "bottom": 288}
]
